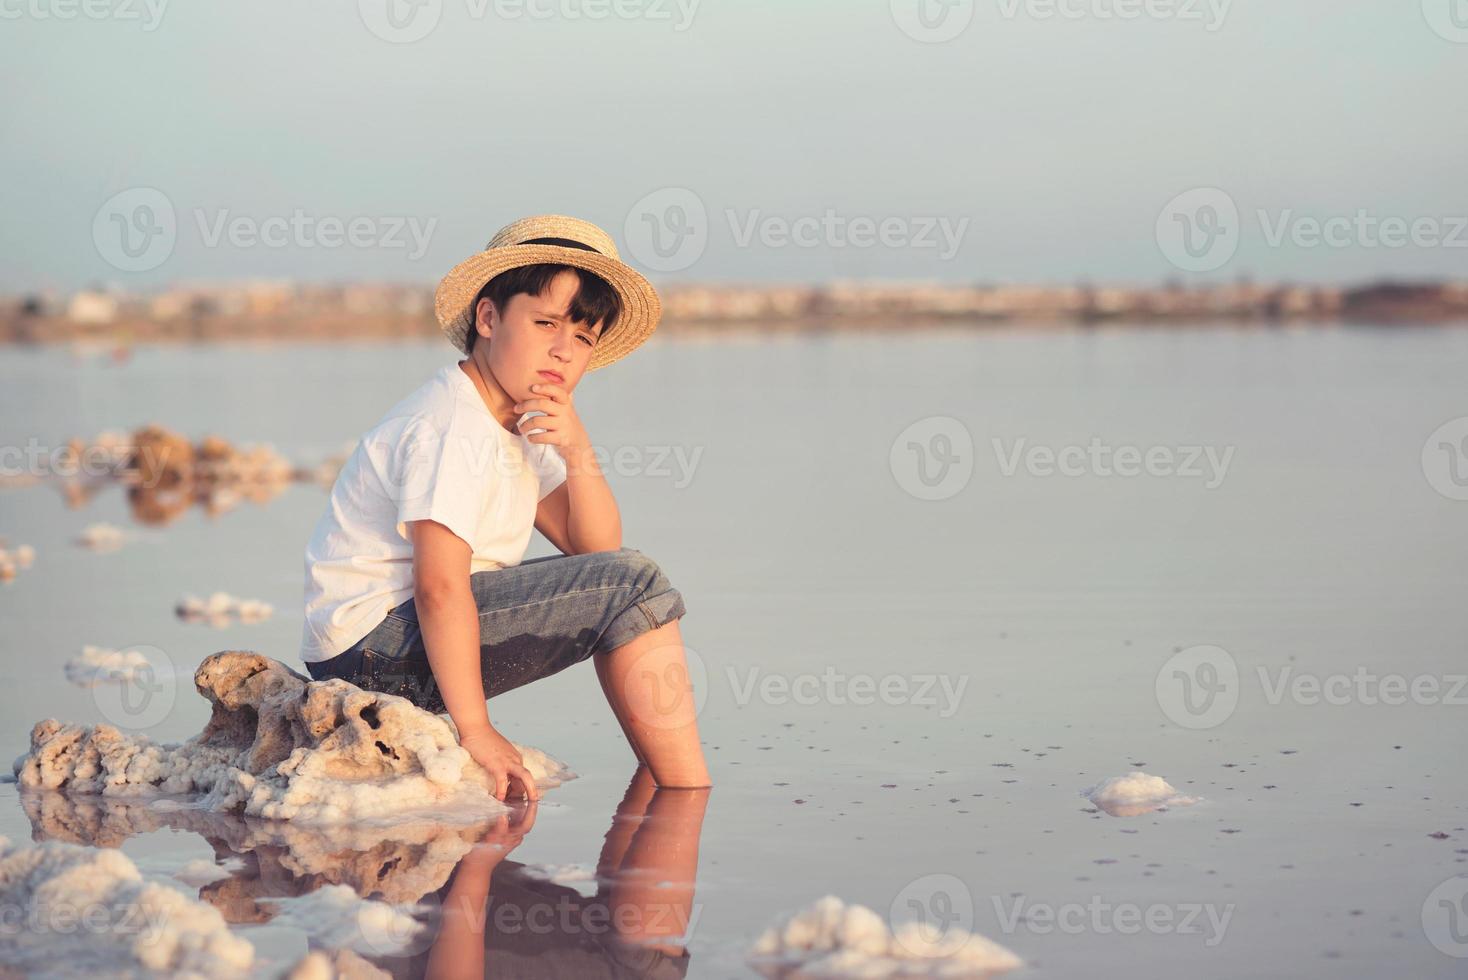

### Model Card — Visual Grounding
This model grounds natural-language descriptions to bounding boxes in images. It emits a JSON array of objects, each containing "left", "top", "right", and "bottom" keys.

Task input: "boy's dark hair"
[{"left": 465, "top": 260, "right": 622, "bottom": 354}]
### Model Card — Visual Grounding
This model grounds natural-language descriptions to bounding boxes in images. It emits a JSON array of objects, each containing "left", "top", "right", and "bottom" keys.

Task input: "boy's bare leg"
[{"left": 595, "top": 619, "right": 712, "bottom": 787}]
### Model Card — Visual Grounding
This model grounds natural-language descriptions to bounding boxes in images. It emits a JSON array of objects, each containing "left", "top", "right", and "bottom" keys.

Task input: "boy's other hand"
[{"left": 459, "top": 727, "right": 540, "bottom": 802}]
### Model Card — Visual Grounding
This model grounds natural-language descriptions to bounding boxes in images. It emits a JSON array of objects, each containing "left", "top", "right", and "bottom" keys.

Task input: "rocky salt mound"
[
  {"left": 0, "top": 834, "right": 256, "bottom": 978},
  {"left": 13, "top": 651, "right": 574, "bottom": 826},
  {"left": 1083, "top": 771, "right": 1200, "bottom": 816},
  {"left": 748, "top": 894, "right": 1023, "bottom": 978}
]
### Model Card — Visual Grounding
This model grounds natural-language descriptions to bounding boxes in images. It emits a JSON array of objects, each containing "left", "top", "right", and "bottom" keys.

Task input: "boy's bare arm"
[
  {"left": 408, "top": 518, "right": 539, "bottom": 799},
  {"left": 407, "top": 519, "right": 492, "bottom": 736},
  {"left": 533, "top": 451, "right": 622, "bottom": 555}
]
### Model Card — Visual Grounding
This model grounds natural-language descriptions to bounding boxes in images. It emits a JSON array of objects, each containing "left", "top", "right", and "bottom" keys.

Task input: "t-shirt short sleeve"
[
  {"left": 531, "top": 441, "right": 568, "bottom": 502},
  {"left": 387, "top": 410, "right": 491, "bottom": 547}
]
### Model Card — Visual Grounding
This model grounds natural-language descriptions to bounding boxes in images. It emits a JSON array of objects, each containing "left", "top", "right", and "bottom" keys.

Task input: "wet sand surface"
[{"left": 2, "top": 329, "right": 1466, "bottom": 977}]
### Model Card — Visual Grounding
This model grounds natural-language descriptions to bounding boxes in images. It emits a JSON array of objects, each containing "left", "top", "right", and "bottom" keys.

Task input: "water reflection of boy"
[{"left": 405, "top": 766, "right": 710, "bottom": 980}]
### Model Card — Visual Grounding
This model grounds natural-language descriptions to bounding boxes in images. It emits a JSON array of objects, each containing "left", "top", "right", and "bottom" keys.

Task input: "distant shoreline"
[{"left": 5, "top": 280, "right": 1467, "bottom": 345}]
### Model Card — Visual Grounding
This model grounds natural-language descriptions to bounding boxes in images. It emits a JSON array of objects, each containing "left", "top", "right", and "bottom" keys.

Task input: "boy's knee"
[{"left": 611, "top": 547, "right": 669, "bottom": 588}]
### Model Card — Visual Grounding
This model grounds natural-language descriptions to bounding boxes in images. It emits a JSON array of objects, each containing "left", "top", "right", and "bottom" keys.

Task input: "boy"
[{"left": 300, "top": 215, "right": 711, "bottom": 801}]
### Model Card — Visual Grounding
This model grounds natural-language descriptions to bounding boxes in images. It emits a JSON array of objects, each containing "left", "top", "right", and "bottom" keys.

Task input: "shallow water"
[{"left": 2, "top": 326, "right": 1467, "bottom": 977}]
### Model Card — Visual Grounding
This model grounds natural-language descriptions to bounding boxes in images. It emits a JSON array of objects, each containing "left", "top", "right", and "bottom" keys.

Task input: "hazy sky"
[{"left": 2, "top": 0, "right": 1464, "bottom": 292}]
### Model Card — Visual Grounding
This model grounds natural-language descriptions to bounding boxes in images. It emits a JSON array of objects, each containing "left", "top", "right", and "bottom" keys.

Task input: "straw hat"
[{"left": 434, "top": 215, "right": 662, "bottom": 372}]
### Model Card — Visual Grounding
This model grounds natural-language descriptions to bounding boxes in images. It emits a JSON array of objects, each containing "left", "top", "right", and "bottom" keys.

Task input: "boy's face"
[{"left": 473, "top": 269, "right": 606, "bottom": 400}]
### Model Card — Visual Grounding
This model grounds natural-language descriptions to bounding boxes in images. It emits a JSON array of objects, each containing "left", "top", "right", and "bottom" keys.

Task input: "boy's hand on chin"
[
  {"left": 460, "top": 727, "right": 541, "bottom": 802},
  {"left": 513, "top": 382, "right": 592, "bottom": 464}
]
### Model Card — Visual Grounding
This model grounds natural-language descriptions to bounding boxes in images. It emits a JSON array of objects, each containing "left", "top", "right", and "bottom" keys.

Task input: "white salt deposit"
[
  {"left": 0, "top": 833, "right": 256, "bottom": 978},
  {"left": 521, "top": 861, "right": 599, "bottom": 893},
  {"left": 1083, "top": 771, "right": 1200, "bottom": 816},
  {"left": 171, "top": 856, "right": 246, "bottom": 887},
  {"left": 64, "top": 645, "right": 153, "bottom": 687},
  {"left": 263, "top": 883, "right": 428, "bottom": 957},
  {"left": 76, "top": 523, "right": 126, "bottom": 551},
  {"left": 284, "top": 948, "right": 392, "bottom": 980},
  {"left": 748, "top": 894, "right": 1023, "bottom": 979},
  {"left": 14, "top": 651, "right": 575, "bottom": 827},
  {"left": 175, "top": 592, "right": 274, "bottom": 625}
]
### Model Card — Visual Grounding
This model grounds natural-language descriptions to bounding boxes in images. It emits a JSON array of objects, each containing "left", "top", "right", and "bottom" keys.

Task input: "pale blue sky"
[{"left": 2, "top": 0, "right": 1464, "bottom": 292}]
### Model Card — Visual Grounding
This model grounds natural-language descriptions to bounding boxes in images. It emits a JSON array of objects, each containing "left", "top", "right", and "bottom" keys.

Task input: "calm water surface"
[{"left": 1, "top": 326, "right": 1466, "bottom": 978}]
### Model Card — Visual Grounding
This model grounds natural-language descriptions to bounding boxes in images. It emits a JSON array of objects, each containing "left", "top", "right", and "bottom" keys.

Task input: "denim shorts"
[{"left": 304, "top": 547, "right": 687, "bottom": 714}]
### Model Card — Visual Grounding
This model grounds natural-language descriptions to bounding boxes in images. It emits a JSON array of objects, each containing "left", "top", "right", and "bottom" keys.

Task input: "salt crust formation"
[
  {"left": 0, "top": 833, "right": 256, "bottom": 979},
  {"left": 175, "top": 593, "right": 275, "bottom": 625},
  {"left": 284, "top": 948, "right": 392, "bottom": 980},
  {"left": 0, "top": 832, "right": 395, "bottom": 979},
  {"left": 262, "top": 883, "right": 426, "bottom": 956},
  {"left": 748, "top": 894, "right": 1024, "bottom": 978},
  {"left": 75, "top": 522, "right": 126, "bottom": 550},
  {"left": 1083, "top": 772, "right": 1199, "bottom": 816},
  {"left": 64, "top": 645, "right": 152, "bottom": 687},
  {"left": 13, "top": 651, "right": 574, "bottom": 827}
]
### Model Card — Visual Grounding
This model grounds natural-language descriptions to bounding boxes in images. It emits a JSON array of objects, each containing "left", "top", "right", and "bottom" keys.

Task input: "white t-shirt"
[{"left": 300, "top": 362, "right": 568, "bottom": 663}]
